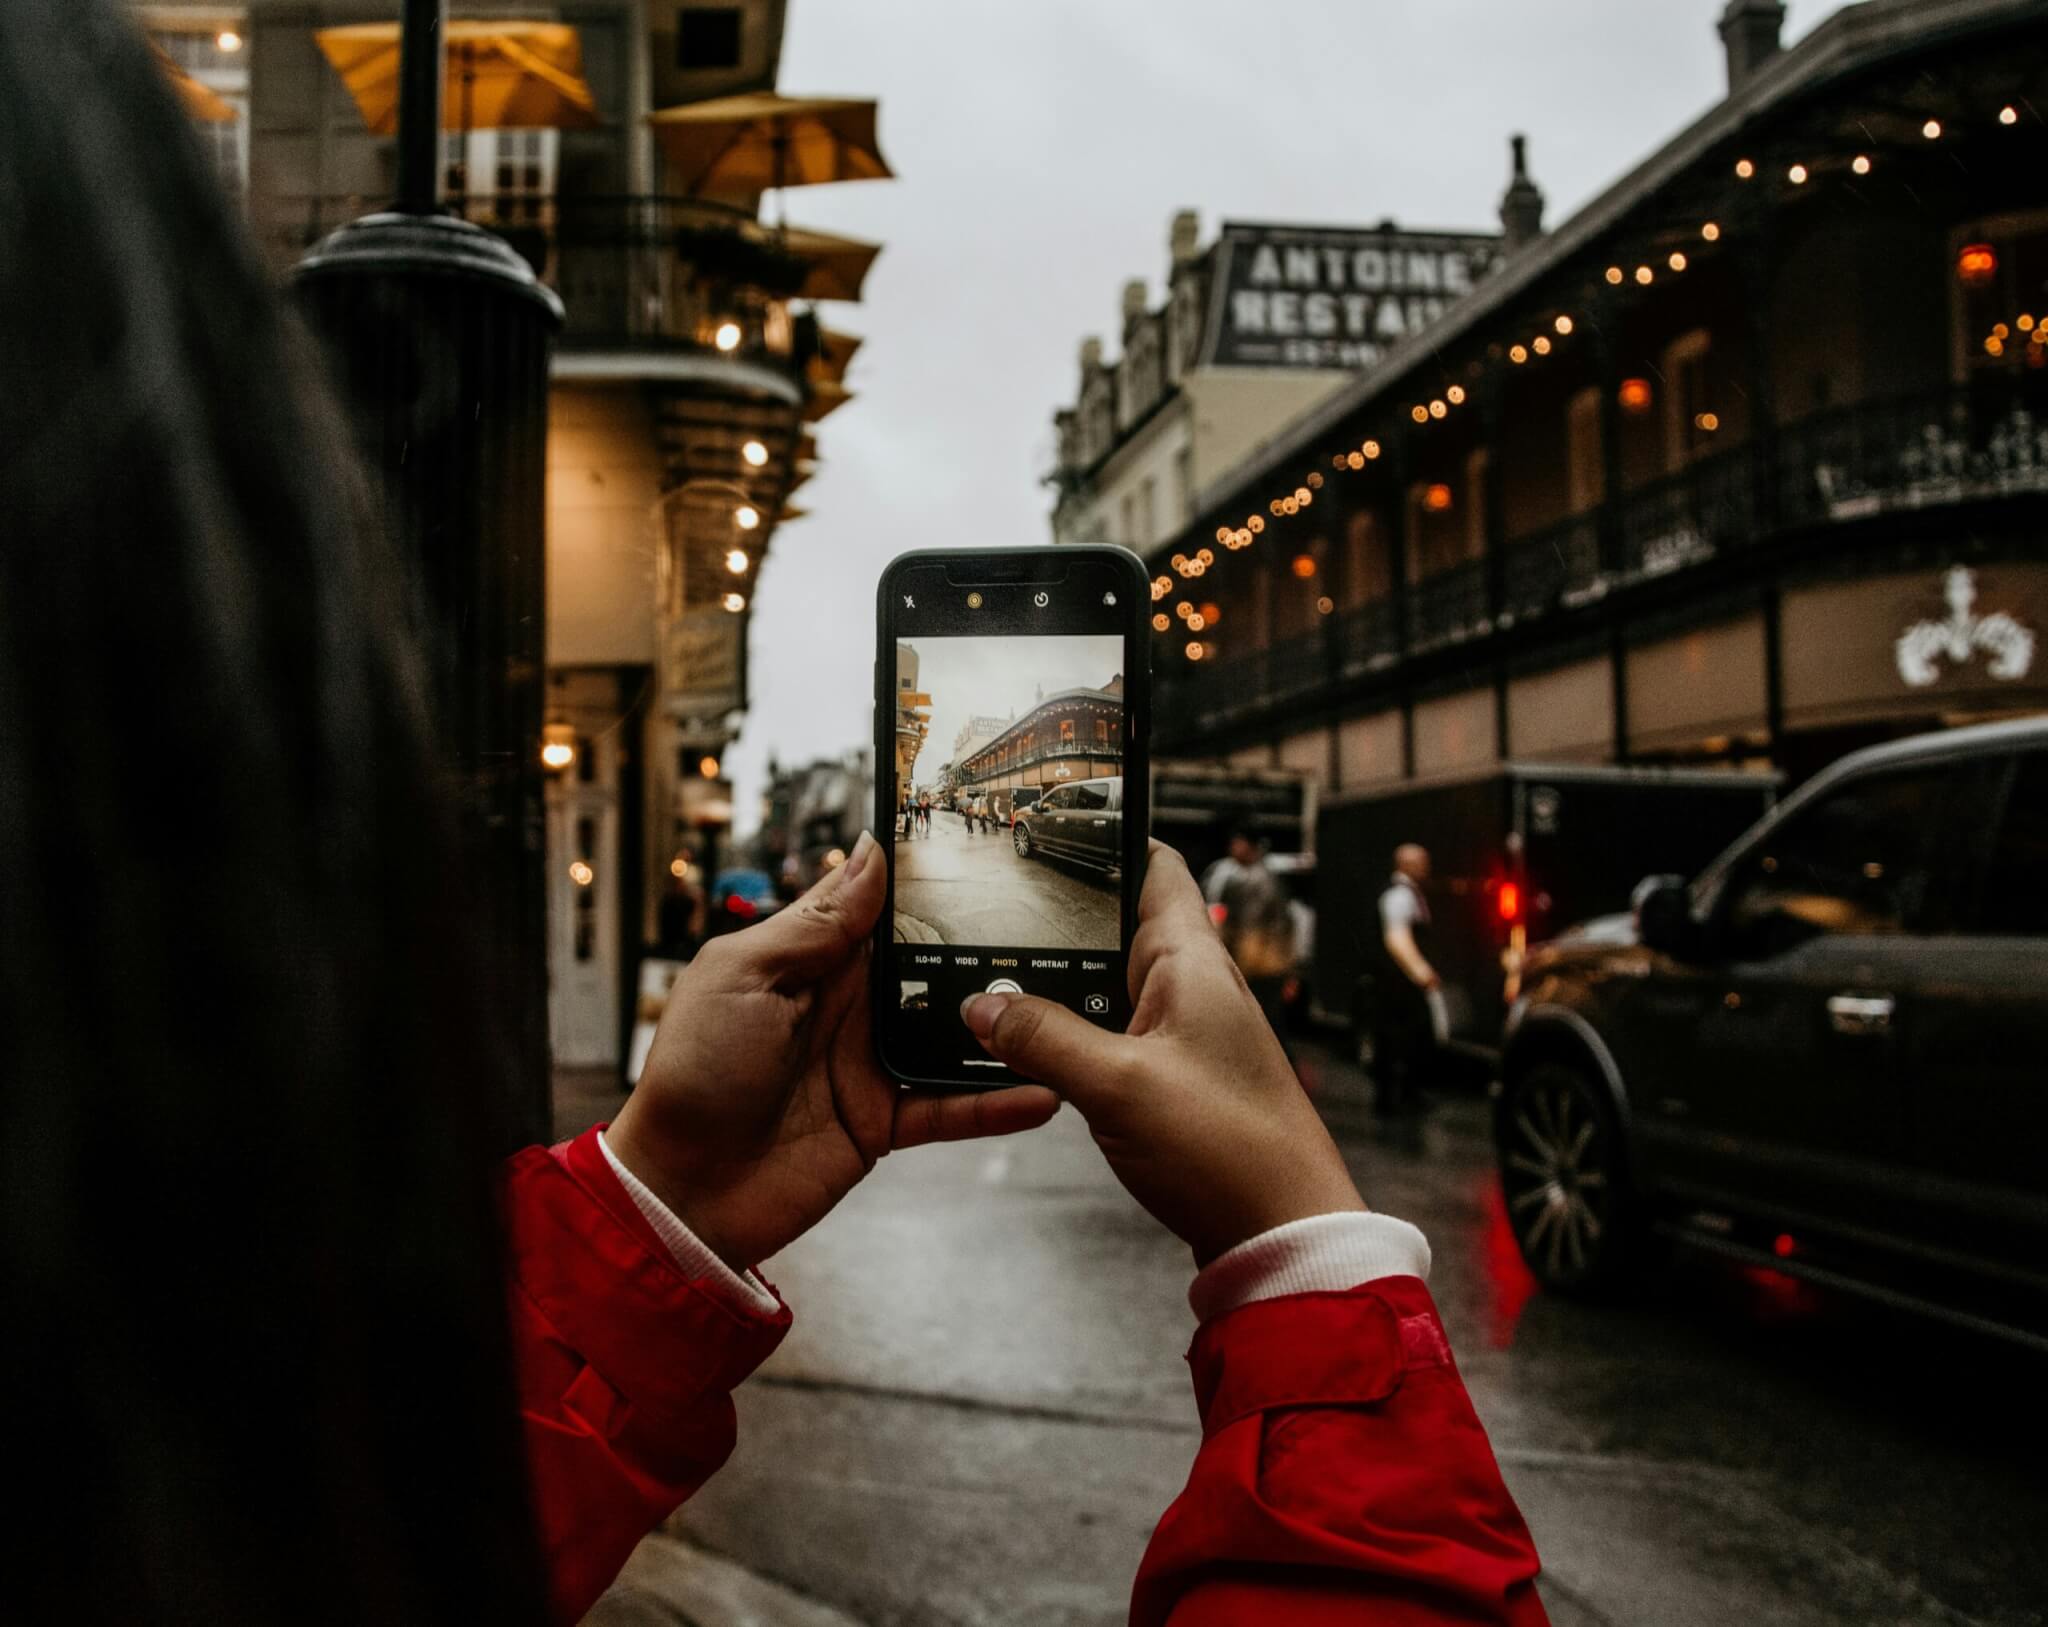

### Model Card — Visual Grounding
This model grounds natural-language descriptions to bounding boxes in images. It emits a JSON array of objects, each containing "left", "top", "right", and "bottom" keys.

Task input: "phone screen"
[{"left": 874, "top": 548, "right": 1148, "bottom": 1087}]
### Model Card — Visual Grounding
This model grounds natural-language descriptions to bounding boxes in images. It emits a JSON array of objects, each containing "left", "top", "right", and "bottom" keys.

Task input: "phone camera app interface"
[{"left": 890, "top": 626, "right": 1127, "bottom": 1057}]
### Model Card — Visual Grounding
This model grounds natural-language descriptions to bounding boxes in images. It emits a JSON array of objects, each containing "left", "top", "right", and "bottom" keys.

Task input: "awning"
[{"left": 153, "top": 42, "right": 234, "bottom": 123}]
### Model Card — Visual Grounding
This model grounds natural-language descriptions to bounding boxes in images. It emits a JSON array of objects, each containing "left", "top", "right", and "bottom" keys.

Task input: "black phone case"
[{"left": 871, "top": 545, "right": 1152, "bottom": 1090}]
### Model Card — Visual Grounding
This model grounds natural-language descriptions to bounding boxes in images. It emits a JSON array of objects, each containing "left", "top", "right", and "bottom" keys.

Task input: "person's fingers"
[
  {"left": 730, "top": 831, "right": 884, "bottom": 988},
  {"left": 890, "top": 1084, "right": 1060, "bottom": 1149},
  {"left": 1128, "top": 841, "right": 1220, "bottom": 996},
  {"left": 961, "top": 991, "right": 1134, "bottom": 1112}
]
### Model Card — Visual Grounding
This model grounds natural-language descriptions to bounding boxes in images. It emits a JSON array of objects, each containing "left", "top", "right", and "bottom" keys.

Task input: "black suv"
[
  {"left": 1012, "top": 776, "right": 1122, "bottom": 875},
  {"left": 1495, "top": 718, "right": 2047, "bottom": 1336}
]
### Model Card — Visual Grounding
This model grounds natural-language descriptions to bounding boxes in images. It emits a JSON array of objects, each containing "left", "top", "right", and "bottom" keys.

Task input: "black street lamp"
[{"left": 291, "top": 0, "right": 564, "bottom": 1146}]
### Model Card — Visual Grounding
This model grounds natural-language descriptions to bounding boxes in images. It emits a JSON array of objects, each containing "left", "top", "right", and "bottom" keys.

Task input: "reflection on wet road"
[{"left": 566, "top": 1046, "right": 2045, "bottom": 1626}]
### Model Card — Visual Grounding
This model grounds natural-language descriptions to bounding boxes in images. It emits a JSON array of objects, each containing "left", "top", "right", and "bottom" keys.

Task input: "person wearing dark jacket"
[{"left": 1, "top": 4, "right": 1546, "bottom": 1621}]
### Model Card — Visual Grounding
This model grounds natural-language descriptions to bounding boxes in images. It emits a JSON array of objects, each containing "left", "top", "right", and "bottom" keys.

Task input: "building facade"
[
  {"left": 1125, "top": 0, "right": 2047, "bottom": 812},
  {"left": 1048, "top": 209, "right": 1504, "bottom": 560},
  {"left": 892, "top": 641, "right": 926, "bottom": 809},
  {"left": 141, "top": 0, "right": 886, "bottom": 1068},
  {"left": 954, "top": 680, "right": 1125, "bottom": 801}
]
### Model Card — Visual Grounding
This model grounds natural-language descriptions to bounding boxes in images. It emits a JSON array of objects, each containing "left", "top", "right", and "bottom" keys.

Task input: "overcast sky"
[
  {"left": 900, "top": 633, "right": 1124, "bottom": 783},
  {"left": 730, "top": 0, "right": 1827, "bottom": 829}
]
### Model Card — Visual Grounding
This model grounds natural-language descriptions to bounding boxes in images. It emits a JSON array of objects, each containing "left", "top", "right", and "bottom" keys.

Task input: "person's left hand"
[{"left": 607, "top": 832, "right": 1059, "bottom": 1273}]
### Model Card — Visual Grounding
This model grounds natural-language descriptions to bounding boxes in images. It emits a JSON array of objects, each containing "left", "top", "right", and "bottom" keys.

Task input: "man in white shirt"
[{"left": 1374, "top": 844, "right": 1444, "bottom": 1115}]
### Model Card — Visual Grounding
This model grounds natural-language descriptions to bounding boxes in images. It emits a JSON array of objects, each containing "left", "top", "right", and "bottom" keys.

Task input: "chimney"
[
  {"left": 1718, "top": 0, "right": 1786, "bottom": 94},
  {"left": 1079, "top": 336, "right": 1103, "bottom": 372},
  {"left": 1498, "top": 134, "right": 1545, "bottom": 252},
  {"left": 1121, "top": 278, "right": 1148, "bottom": 332},
  {"left": 1169, "top": 209, "right": 1200, "bottom": 266}
]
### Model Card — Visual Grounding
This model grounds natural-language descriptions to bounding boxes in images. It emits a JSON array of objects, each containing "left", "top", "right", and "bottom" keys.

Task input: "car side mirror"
[{"left": 1634, "top": 874, "right": 1698, "bottom": 959}]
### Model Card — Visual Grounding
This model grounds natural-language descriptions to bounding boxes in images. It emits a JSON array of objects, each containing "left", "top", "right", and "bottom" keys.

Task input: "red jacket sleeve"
[
  {"left": 1134, "top": 1276, "right": 1547, "bottom": 1627},
  {"left": 501, "top": 1128, "right": 791, "bottom": 1625}
]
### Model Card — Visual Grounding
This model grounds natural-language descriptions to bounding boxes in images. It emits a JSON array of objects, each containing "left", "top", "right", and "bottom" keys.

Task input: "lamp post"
[{"left": 291, "top": 0, "right": 564, "bottom": 1147}]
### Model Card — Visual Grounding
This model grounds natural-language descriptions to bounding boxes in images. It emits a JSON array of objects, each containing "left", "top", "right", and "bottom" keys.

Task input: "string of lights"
[{"left": 1157, "top": 98, "right": 2035, "bottom": 661}]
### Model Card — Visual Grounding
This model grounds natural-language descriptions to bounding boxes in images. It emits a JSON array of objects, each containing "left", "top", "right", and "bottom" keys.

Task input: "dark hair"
[{"left": 0, "top": 3, "right": 543, "bottom": 1619}]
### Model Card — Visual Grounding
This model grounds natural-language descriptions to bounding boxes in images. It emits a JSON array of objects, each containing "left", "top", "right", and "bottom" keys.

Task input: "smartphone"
[{"left": 872, "top": 546, "right": 1151, "bottom": 1089}]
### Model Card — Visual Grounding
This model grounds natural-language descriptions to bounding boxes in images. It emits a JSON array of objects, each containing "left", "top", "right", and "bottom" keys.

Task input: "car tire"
[
  {"left": 1498, "top": 1062, "right": 1647, "bottom": 1296},
  {"left": 1013, "top": 825, "right": 1033, "bottom": 859}
]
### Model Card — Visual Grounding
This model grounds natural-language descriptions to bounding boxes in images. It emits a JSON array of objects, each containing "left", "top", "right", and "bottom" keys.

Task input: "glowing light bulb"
[
  {"left": 1532, "top": 336, "right": 1551, "bottom": 356},
  {"left": 1447, "top": 384, "right": 1466, "bottom": 404},
  {"left": 1411, "top": 404, "right": 1429, "bottom": 423},
  {"left": 722, "top": 591, "right": 746, "bottom": 613},
  {"left": 1922, "top": 119, "right": 1942, "bottom": 140},
  {"left": 217, "top": 29, "right": 243, "bottom": 51},
  {"left": 1668, "top": 251, "right": 1688, "bottom": 272},
  {"left": 1702, "top": 221, "right": 1721, "bottom": 241},
  {"left": 541, "top": 741, "right": 574, "bottom": 770},
  {"left": 1735, "top": 158, "right": 1755, "bottom": 178},
  {"left": 1787, "top": 163, "right": 1808, "bottom": 184},
  {"left": 1509, "top": 344, "right": 1528, "bottom": 364},
  {"left": 742, "top": 439, "right": 769, "bottom": 467},
  {"left": 2000, "top": 105, "right": 2019, "bottom": 126},
  {"left": 725, "top": 549, "right": 749, "bottom": 574},
  {"left": 714, "top": 321, "right": 743, "bottom": 351},
  {"left": 735, "top": 505, "right": 760, "bottom": 530},
  {"left": 1554, "top": 314, "right": 1573, "bottom": 335},
  {"left": 1428, "top": 399, "right": 1447, "bottom": 418},
  {"left": 1605, "top": 265, "right": 1624, "bottom": 285},
  {"left": 1362, "top": 440, "right": 1380, "bottom": 460},
  {"left": 1635, "top": 265, "right": 1653, "bottom": 285},
  {"left": 1851, "top": 155, "right": 1871, "bottom": 175}
]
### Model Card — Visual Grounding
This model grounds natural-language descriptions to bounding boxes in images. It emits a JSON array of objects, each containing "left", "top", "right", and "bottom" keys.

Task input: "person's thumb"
[
  {"left": 962, "top": 992, "right": 1129, "bottom": 1113},
  {"left": 739, "top": 830, "right": 884, "bottom": 987}
]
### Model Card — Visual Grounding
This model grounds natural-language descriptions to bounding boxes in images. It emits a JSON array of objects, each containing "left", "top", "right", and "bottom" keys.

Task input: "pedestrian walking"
[
  {"left": 917, "top": 792, "right": 931, "bottom": 835},
  {"left": 962, "top": 794, "right": 977, "bottom": 835},
  {"left": 1372, "top": 843, "right": 1447, "bottom": 1115},
  {"left": 4, "top": 9, "right": 1546, "bottom": 1621},
  {"left": 1205, "top": 831, "right": 1297, "bottom": 1056}
]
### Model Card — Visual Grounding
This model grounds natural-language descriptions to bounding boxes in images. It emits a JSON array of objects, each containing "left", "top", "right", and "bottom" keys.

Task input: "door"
[
  {"left": 1034, "top": 786, "right": 1072, "bottom": 855},
  {"left": 1070, "top": 780, "right": 1114, "bottom": 866},
  {"left": 1894, "top": 749, "right": 2048, "bottom": 1285},
  {"left": 546, "top": 732, "right": 621, "bottom": 1067},
  {"left": 1641, "top": 762, "right": 1975, "bottom": 1243}
]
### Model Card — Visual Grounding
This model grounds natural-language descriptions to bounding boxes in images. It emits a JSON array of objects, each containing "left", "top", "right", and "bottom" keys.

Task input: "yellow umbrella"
[
  {"left": 803, "top": 381, "right": 853, "bottom": 423},
  {"left": 778, "top": 229, "right": 882, "bottom": 302},
  {"left": 314, "top": 20, "right": 601, "bottom": 135},
  {"left": 650, "top": 92, "right": 892, "bottom": 199},
  {"left": 153, "top": 42, "right": 235, "bottom": 123}
]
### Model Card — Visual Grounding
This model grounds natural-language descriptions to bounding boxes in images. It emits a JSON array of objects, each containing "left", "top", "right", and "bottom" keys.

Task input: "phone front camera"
[{"left": 967, "top": 591, "right": 984, "bottom": 610}]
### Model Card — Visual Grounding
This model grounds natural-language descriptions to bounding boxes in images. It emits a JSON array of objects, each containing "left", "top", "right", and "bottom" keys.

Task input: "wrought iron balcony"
[
  {"left": 275, "top": 194, "right": 817, "bottom": 374},
  {"left": 1154, "top": 379, "right": 2048, "bottom": 747}
]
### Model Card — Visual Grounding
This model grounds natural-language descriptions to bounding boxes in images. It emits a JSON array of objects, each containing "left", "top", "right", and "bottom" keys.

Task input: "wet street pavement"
[
  {"left": 560, "top": 1046, "right": 2046, "bottom": 1627},
  {"left": 892, "top": 812, "right": 1118, "bottom": 950}
]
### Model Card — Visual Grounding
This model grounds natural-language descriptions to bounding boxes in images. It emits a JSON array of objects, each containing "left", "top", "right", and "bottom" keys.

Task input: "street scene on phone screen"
[
  {"left": 890, "top": 634, "right": 1124, "bottom": 951},
  {"left": 61, "top": 0, "right": 2048, "bottom": 1623}
]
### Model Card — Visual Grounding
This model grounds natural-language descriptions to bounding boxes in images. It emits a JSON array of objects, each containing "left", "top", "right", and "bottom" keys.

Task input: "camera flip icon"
[{"left": 1083, "top": 993, "right": 1110, "bottom": 1015}]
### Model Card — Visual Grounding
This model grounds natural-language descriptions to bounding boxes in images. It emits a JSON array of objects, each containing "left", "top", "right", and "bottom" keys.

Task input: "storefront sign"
[
  {"left": 1894, "top": 567, "right": 2035, "bottom": 687},
  {"left": 1200, "top": 223, "right": 1503, "bottom": 370},
  {"left": 661, "top": 608, "right": 744, "bottom": 720}
]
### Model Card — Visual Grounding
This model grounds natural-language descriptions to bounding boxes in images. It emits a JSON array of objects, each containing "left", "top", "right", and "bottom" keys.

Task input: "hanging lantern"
[
  {"left": 1957, "top": 243, "right": 1998, "bottom": 288},
  {"left": 1618, "top": 377, "right": 1654, "bottom": 414},
  {"left": 1421, "top": 483, "right": 1454, "bottom": 513}
]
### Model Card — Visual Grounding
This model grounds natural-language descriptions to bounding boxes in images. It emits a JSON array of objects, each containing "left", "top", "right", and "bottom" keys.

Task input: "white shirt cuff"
[
  {"left": 597, "top": 1130, "right": 782, "bottom": 1317},
  {"left": 1189, "top": 1211, "right": 1432, "bottom": 1324}
]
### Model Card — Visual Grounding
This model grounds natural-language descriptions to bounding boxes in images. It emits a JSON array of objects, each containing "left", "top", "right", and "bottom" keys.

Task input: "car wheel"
[
  {"left": 1498, "top": 1063, "right": 1644, "bottom": 1295},
  {"left": 1013, "top": 825, "right": 1032, "bottom": 858}
]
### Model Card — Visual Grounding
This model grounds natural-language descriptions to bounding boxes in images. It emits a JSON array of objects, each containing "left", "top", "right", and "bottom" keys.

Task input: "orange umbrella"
[
  {"left": 779, "top": 229, "right": 882, "bottom": 302},
  {"left": 153, "top": 42, "right": 235, "bottom": 123},
  {"left": 651, "top": 92, "right": 892, "bottom": 198},
  {"left": 314, "top": 20, "right": 601, "bottom": 134}
]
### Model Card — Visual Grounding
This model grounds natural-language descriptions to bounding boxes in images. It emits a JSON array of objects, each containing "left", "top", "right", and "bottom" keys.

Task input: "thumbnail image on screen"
[{"left": 890, "top": 634, "right": 1125, "bottom": 952}]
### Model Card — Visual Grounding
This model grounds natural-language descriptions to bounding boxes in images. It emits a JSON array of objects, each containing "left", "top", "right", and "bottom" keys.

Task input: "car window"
[
  {"left": 1721, "top": 765, "right": 1965, "bottom": 957},
  {"left": 1971, "top": 752, "right": 2048, "bottom": 936},
  {"left": 1040, "top": 788, "right": 1067, "bottom": 812},
  {"left": 1073, "top": 782, "right": 1109, "bottom": 811}
]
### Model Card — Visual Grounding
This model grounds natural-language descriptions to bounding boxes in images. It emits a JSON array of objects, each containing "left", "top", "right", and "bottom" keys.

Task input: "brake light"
[
  {"left": 724, "top": 894, "right": 758, "bottom": 919},
  {"left": 1497, "top": 881, "right": 1521, "bottom": 923}
]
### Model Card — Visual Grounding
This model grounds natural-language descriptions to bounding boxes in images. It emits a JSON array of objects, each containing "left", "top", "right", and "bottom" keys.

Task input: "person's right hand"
[{"left": 961, "top": 841, "right": 1365, "bottom": 1264}]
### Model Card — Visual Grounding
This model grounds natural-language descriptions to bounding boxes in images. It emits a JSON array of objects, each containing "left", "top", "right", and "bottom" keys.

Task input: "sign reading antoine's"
[{"left": 1201, "top": 222, "right": 1503, "bottom": 370}]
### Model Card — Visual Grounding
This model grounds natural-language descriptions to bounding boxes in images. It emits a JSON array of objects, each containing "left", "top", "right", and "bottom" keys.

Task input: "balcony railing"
[
  {"left": 273, "top": 194, "right": 813, "bottom": 364},
  {"left": 961, "top": 741, "right": 1124, "bottom": 781},
  {"left": 1155, "top": 379, "right": 2048, "bottom": 745}
]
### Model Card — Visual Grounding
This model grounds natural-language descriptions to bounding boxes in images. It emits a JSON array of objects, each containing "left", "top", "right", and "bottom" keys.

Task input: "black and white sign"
[{"left": 1201, "top": 223, "right": 1503, "bottom": 371}]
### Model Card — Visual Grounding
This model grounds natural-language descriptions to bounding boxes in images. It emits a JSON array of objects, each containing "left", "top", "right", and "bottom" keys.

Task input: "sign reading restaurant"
[{"left": 1200, "top": 222, "right": 1503, "bottom": 371}]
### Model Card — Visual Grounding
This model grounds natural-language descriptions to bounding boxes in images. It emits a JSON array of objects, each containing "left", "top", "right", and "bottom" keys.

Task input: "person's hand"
[
  {"left": 960, "top": 841, "right": 1364, "bottom": 1265},
  {"left": 608, "top": 832, "right": 1059, "bottom": 1272}
]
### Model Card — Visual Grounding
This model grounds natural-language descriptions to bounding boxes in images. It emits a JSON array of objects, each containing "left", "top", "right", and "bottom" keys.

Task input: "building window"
[
  {"left": 1061, "top": 719, "right": 1075, "bottom": 746},
  {"left": 1344, "top": 510, "right": 1387, "bottom": 608},
  {"left": 1664, "top": 329, "right": 1712, "bottom": 468},
  {"left": 678, "top": 7, "right": 744, "bottom": 70},
  {"left": 152, "top": 21, "right": 250, "bottom": 199},
  {"left": 1567, "top": 386, "right": 1603, "bottom": 514},
  {"left": 446, "top": 129, "right": 558, "bottom": 224},
  {"left": 1095, "top": 718, "right": 1109, "bottom": 745}
]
